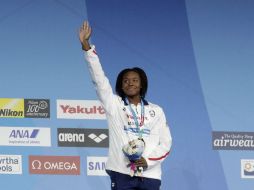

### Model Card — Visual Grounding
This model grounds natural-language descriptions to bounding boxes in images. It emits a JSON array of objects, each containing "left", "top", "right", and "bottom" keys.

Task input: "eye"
[{"left": 123, "top": 79, "right": 129, "bottom": 84}]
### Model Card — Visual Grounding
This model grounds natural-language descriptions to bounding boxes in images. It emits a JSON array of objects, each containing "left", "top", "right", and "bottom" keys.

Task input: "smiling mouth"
[{"left": 127, "top": 88, "right": 137, "bottom": 91}]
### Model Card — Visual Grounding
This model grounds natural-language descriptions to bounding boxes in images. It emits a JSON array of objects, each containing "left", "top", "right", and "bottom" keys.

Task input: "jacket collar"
[{"left": 122, "top": 97, "right": 149, "bottom": 106}]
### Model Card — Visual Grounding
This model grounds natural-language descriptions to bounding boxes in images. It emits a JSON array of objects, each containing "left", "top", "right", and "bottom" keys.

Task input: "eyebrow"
[{"left": 123, "top": 76, "right": 139, "bottom": 79}]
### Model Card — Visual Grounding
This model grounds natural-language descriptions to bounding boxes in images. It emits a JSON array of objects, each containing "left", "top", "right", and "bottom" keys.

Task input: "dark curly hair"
[{"left": 115, "top": 67, "right": 148, "bottom": 99}]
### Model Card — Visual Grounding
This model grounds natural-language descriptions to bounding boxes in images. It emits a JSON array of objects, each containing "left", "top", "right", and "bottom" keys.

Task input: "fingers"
[
  {"left": 82, "top": 21, "right": 91, "bottom": 31},
  {"left": 134, "top": 157, "right": 148, "bottom": 168},
  {"left": 79, "top": 20, "right": 92, "bottom": 41}
]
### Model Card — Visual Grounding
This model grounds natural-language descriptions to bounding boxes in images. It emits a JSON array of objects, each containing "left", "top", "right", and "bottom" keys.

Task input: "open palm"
[{"left": 79, "top": 21, "right": 92, "bottom": 44}]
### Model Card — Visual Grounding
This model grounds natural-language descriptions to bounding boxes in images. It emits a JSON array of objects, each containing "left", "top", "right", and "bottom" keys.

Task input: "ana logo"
[
  {"left": 87, "top": 157, "right": 107, "bottom": 176},
  {"left": 88, "top": 133, "right": 108, "bottom": 143},
  {"left": 9, "top": 129, "right": 39, "bottom": 139},
  {"left": 0, "top": 127, "right": 51, "bottom": 147},
  {"left": 0, "top": 155, "right": 22, "bottom": 174},
  {"left": 29, "top": 156, "right": 80, "bottom": 175},
  {"left": 57, "top": 100, "right": 106, "bottom": 120},
  {"left": 241, "top": 159, "right": 254, "bottom": 178}
]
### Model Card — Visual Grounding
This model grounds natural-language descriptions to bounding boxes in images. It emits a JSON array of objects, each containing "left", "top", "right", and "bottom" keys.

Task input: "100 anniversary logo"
[{"left": 0, "top": 98, "right": 50, "bottom": 118}]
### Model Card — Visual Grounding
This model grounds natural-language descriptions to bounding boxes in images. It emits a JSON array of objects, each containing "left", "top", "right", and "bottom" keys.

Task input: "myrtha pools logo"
[{"left": 0, "top": 155, "right": 22, "bottom": 174}]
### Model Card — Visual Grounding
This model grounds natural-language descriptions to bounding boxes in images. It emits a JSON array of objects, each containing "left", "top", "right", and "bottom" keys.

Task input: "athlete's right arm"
[
  {"left": 79, "top": 21, "right": 116, "bottom": 115},
  {"left": 79, "top": 21, "right": 92, "bottom": 51}
]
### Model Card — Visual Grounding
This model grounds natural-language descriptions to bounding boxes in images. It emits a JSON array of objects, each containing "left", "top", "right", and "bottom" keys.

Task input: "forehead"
[{"left": 123, "top": 71, "right": 140, "bottom": 79}]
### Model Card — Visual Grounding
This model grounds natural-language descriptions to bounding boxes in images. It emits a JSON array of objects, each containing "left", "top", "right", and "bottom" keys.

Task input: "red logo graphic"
[{"left": 29, "top": 156, "right": 80, "bottom": 175}]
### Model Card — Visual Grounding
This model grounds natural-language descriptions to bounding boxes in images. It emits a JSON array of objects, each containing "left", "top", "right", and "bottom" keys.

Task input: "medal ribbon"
[{"left": 125, "top": 98, "right": 145, "bottom": 138}]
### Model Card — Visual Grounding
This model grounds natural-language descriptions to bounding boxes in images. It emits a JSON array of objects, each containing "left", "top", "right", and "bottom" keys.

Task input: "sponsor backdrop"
[{"left": 0, "top": 0, "right": 253, "bottom": 190}]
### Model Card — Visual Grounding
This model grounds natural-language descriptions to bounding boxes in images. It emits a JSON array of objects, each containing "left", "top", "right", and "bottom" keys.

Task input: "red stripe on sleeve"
[{"left": 148, "top": 151, "right": 170, "bottom": 161}]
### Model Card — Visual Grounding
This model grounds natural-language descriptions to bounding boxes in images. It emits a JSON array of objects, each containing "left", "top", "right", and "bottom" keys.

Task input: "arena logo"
[
  {"left": 0, "top": 98, "right": 24, "bottom": 118},
  {"left": 241, "top": 159, "right": 254, "bottom": 178},
  {"left": 24, "top": 99, "right": 50, "bottom": 118},
  {"left": 0, "top": 155, "right": 22, "bottom": 174},
  {"left": 58, "top": 128, "right": 108, "bottom": 147},
  {"left": 88, "top": 133, "right": 107, "bottom": 143},
  {"left": 87, "top": 156, "right": 107, "bottom": 176},
  {"left": 0, "top": 127, "right": 51, "bottom": 147},
  {"left": 212, "top": 131, "right": 254, "bottom": 150},
  {"left": 29, "top": 156, "right": 80, "bottom": 175},
  {"left": 57, "top": 99, "right": 106, "bottom": 119}
]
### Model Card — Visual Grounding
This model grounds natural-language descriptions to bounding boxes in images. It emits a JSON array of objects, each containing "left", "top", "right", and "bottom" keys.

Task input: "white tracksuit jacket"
[{"left": 85, "top": 46, "right": 172, "bottom": 180}]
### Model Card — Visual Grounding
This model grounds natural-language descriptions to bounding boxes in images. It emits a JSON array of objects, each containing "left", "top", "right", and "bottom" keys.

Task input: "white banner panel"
[
  {"left": 57, "top": 100, "right": 106, "bottom": 120},
  {"left": 0, "top": 155, "right": 22, "bottom": 174},
  {"left": 0, "top": 127, "right": 51, "bottom": 147},
  {"left": 87, "top": 156, "right": 108, "bottom": 176}
]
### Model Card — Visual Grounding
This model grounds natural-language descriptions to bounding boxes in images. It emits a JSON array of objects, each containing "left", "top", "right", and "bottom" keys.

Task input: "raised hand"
[{"left": 79, "top": 21, "right": 92, "bottom": 51}]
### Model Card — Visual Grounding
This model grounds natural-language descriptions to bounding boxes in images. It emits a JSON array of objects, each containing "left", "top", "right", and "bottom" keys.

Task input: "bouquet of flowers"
[{"left": 122, "top": 138, "right": 145, "bottom": 177}]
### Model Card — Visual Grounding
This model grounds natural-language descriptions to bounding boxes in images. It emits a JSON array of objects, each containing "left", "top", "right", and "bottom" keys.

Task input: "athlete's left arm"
[{"left": 143, "top": 109, "right": 172, "bottom": 169}]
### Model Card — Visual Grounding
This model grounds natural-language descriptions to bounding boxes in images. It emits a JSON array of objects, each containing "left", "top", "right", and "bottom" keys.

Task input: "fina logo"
[
  {"left": 9, "top": 129, "right": 39, "bottom": 139},
  {"left": 88, "top": 133, "right": 107, "bottom": 143}
]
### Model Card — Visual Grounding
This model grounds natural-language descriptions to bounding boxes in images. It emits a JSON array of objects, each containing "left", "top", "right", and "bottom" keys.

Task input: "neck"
[{"left": 126, "top": 96, "right": 141, "bottom": 106}]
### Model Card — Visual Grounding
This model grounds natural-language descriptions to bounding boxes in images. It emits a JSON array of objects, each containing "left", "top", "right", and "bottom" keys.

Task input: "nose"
[{"left": 128, "top": 80, "right": 134, "bottom": 85}]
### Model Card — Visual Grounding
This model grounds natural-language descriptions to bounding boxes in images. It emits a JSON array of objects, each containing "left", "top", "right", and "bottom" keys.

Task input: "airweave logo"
[
  {"left": 0, "top": 127, "right": 51, "bottom": 147},
  {"left": 212, "top": 131, "right": 254, "bottom": 150},
  {"left": 29, "top": 155, "right": 80, "bottom": 175},
  {"left": 0, "top": 155, "right": 22, "bottom": 174},
  {"left": 24, "top": 99, "right": 50, "bottom": 118},
  {"left": 58, "top": 128, "right": 108, "bottom": 147},
  {"left": 57, "top": 99, "right": 106, "bottom": 120}
]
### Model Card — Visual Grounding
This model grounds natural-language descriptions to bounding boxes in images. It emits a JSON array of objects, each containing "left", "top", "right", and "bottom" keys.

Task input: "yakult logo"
[
  {"left": 57, "top": 100, "right": 106, "bottom": 120},
  {"left": 29, "top": 156, "right": 80, "bottom": 175}
]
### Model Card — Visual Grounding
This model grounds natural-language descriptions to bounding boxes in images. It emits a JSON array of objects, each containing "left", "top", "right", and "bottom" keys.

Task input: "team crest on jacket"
[{"left": 149, "top": 110, "right": 155, "bottom": 117}]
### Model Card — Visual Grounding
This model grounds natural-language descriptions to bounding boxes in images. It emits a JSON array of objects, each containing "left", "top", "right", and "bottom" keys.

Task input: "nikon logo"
[
  {"left": 0, "top": 98, "right": 49, "bottom": 118},
  {"left": 0, "top": 109, "right": 23, "bottom": 117}
]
